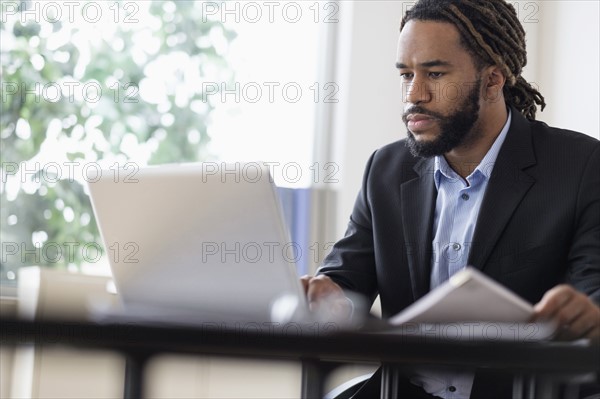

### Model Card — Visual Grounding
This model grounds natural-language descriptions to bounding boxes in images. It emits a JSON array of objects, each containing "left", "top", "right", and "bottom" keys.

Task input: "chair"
[{"left": 324, "top": 373, "right": 374, "bottom": 399}]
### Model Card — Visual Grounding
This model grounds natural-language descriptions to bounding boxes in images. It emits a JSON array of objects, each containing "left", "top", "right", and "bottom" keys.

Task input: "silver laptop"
[{"left": 87, "top": 162, "right": 308, "bottom": 324}]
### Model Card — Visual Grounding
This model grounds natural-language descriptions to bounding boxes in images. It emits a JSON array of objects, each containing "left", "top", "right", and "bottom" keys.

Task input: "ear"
[{"left": 482, "top": 65, "right": 506, "bottom": 103}]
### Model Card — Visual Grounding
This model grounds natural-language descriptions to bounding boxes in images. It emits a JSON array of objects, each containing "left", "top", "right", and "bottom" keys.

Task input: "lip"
[{"left": 407, "top": 113, "right": 435, "bottom": 132}]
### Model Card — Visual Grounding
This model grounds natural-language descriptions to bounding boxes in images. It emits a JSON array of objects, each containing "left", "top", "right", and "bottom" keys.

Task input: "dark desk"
[{"left": 1, "top": 317, "right": 598, "bottom": 399}]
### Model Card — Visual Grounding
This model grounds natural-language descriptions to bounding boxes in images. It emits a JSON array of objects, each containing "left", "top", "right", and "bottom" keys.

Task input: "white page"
[{"left": 387, "top": 267, "right": 556, "bottom": 341}]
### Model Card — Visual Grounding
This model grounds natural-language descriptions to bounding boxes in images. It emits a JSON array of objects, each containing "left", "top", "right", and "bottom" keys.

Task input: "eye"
[
  {"left": 429, "top": 72, "right": 444, "bottom": 78},
  {"left": 399, "top": 72, "right": 413, "bottom": 80}
]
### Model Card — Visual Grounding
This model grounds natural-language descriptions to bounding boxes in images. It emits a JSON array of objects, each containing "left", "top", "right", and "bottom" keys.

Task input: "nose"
[{"left": 404, "top": 77, "right": 433, "bottom": 105}]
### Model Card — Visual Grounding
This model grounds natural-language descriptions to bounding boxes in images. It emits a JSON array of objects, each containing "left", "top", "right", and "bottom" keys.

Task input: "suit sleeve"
[
  {"left": 567, "top": 144, "right": 600, "bottom": 305},
  {"left": 317, "top": 151, "right": 379, "bottom": 304}
]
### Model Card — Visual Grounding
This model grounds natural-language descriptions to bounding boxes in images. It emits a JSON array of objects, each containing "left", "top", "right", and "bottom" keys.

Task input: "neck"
[{"left": 444, "top": 106, "right": 508, "bottom": 179}]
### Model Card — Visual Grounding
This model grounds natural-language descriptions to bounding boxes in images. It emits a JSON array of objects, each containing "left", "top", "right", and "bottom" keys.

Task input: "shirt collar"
[{"left": 434, "top": 109, "right": 512, "bottom": 188}]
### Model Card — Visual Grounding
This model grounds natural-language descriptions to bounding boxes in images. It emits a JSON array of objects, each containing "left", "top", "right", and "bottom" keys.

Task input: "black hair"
[{"left": 401, "top": 0, "right": 546, "bottom": 120}]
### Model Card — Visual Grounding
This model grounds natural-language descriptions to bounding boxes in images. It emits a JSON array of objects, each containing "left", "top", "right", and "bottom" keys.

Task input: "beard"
[{"left": 403, "top": 77, "right": 482, "bottom": 158}]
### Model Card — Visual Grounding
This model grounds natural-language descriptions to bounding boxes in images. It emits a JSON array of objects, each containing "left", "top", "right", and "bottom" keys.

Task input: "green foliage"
[{"left": 0, "top": 1, "right": 236, "bottom": 280}]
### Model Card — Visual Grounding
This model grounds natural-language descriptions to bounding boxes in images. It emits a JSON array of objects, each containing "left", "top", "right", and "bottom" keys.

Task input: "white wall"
[
  {"left": 330, "top": 1, "right": 600, "bottom": 237},
  {"left": 329, "top": 1, "right": 406, "bottom": 238},
  {"left": 535, "top": 1, "right": 599, "bottom": 137}
]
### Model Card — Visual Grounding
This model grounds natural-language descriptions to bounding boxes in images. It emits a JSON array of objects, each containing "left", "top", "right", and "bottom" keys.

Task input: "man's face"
[{"left": 396, "top": 20, "right": 484, "bottom": 157}]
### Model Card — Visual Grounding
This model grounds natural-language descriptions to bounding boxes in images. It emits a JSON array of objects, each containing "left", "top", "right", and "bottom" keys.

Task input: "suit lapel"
[
  {"left": 468, "top": 109, "right": 537, "bottom": 271},
  {"left": 401, "top": 157, "right": 437, "bottom": 301}
]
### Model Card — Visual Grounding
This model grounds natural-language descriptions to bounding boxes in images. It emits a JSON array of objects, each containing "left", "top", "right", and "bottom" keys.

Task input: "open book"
[{"left": 387, "top": 267, "right": 556, "bottom": 341}]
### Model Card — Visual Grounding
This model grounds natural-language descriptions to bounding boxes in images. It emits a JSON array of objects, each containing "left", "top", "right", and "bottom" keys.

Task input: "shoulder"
[
  {"left": 515, "top": 118, "right": 600, "bottom": 187},
  {"left": 505, "top": 110, "right": 599, "bottom": 174},
  {"left": 528, "top": 119, "right": 600, "bottom": 157}
]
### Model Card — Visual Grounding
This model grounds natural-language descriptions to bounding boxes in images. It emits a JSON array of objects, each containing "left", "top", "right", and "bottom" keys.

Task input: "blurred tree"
[{"left": 0, "top": 1, "right": 236, "bottom": 282}]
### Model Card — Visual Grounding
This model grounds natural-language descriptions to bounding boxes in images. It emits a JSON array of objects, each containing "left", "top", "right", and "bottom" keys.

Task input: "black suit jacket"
[
  {"left": 318, "top": 108, "right": 600, "bottom": 397},
  {"left": 320, "top": 108, "right": 600, "bottom": 315}
]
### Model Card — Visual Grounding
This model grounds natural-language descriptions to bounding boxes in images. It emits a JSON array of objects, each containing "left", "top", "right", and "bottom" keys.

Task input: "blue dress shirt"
[
  {"left": 412, "top": 110, "right": 512, "bottom": 399},
  {"left": 430, "top": 110, "right": 512, "bottom": 291}
]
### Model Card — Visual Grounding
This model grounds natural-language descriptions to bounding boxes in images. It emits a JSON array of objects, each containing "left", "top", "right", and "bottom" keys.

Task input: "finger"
[
  {"left": 307, "top": 276, "right": 338, "bottom": 302},
  {"left": 329, "top": 297, "right": 353, "bottom": 319},
  {"left": 542, "top": 291, "right": 600, "bottom": 340},
  {"left": 579, "top": 304, "right": 600, "bottom": 340},
  {"left": 558, "top": 324, "right": 598, "bottom": 341},
  {"left": 306, "top": 275, "right": 343, "bottom": 310},
  {"left": 568, "top": 311, "right": 599, "bottom": 339},
  {"left": 533, "top": 285, "right": 575, "bottom": 321},
  {"left": 300, "top": 275, "right": 311, "bottom": 294},
  {"left": 549, "top": 292, "right": 587, "bottom": 327},
  {"left": 305, "top": 276, "right": 329, "bottom": 308}
]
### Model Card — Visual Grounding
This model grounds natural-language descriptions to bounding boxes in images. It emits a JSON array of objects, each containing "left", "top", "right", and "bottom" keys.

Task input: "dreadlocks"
[{"left": 401, "top": 0, "right": 546, "bottom": 120}]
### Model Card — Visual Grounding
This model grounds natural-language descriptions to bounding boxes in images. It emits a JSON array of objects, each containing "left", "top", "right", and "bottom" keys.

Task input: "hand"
[
  {"left": 533, "top": 285, "right": 600, "bottom": 341},
  {"left": 300, "top": 274, "right": 352, "bottom": 319}
]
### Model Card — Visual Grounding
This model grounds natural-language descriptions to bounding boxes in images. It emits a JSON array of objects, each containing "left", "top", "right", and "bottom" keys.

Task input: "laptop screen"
[{"left": 87, "top": 162, "right": 307, "bottom": 322}]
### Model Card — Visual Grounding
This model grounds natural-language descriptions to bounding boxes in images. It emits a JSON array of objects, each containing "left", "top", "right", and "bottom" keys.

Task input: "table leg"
[
  {"left": 517, "top": 374, "right": 561, "bottom": 399},
  {"left": 301, "top": 360, "right": 341, "bottom": 399},
  {"left": 535, "top": 376, "right": 560, "bottom": 399},
  {"left": 124, "top": 353, "right": 148, "bottom": 399},
  {"left": 512, "top": 374, "right": 524, "bottom": 399},
  {"left": 380, "top": 364, "right": 400, "bottom": 399},
  {"left": 302, "top": 360, "right": 326, "bottom": 399}
]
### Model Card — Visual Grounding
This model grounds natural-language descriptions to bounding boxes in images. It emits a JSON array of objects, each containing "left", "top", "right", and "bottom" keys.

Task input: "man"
[{"left": 301, "top": 0, "right": 600, "bottom": 398}]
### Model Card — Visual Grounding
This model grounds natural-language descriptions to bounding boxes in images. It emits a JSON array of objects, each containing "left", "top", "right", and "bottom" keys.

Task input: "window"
[{"left": 0, "top": 1, "right": 335, "bottom": 284}]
